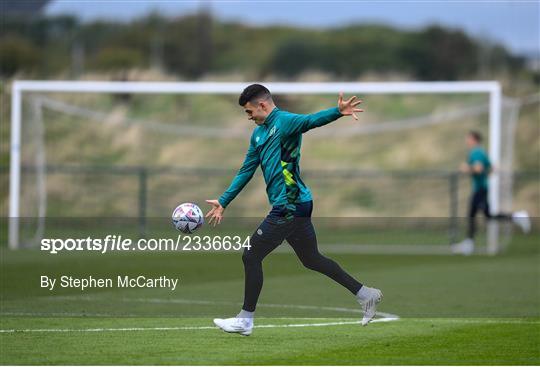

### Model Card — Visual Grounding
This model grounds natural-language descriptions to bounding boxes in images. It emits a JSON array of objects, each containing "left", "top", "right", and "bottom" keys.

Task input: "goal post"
[{"left": 9, "top": 80, "right": 503, "bottom": 250}]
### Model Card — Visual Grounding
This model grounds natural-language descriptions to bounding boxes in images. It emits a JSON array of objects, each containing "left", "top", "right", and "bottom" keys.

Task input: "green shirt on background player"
[{"left": 467, "top": 145, "right": 491, "bottom": 193}]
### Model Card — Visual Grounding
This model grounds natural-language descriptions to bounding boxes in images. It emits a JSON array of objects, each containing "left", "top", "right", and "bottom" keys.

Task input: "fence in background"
[{"left": 0, "top": 165, "right": 537, "bottom": 246}]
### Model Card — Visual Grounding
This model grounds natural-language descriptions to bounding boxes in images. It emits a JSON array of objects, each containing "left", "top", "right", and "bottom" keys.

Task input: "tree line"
[{"left": 0, "top": 13, "right": 527, "bottom": 80}]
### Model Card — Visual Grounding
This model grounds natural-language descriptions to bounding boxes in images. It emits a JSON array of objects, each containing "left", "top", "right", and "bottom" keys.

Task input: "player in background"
[
  {"left": 206, "top": 84, "right": 382, "bottom": 336},
  {"left": 451, "top": 131, "right": 530, "bottom": 255}
]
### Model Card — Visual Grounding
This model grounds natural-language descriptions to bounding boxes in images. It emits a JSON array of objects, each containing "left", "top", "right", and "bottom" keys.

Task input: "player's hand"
[
  {"left": 205, "top": 199, "right": 224, "bottom": 226},
  {"left": 338, "top": 92, "right": 364, "bottom": 120}
]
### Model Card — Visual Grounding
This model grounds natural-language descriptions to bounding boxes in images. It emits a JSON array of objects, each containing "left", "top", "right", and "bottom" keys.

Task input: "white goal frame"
[{"left": 9, "top": 80, "right": 503, "bottom": 250}]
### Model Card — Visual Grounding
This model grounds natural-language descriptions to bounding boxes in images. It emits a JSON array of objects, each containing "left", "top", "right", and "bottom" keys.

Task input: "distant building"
[{"left": 1, "top": 0, "right": 51, "bottom": 18}]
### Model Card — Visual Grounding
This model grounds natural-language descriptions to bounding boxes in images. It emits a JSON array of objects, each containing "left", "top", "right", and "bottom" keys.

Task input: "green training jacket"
[{"left": 218, "top": 106, "right": 343, "bottom": 213}]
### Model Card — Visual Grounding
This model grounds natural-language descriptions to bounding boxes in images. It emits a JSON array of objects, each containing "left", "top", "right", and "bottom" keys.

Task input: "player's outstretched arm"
[
  {"left": 205, "top": 139, "right": 260, "bottom": 226},
  {"left": 284, "top": 92, "right": 363, "bottom": 135}
]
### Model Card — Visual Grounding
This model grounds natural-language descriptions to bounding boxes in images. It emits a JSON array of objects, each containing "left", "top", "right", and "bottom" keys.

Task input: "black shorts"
[
  {"left": 251, "top": 201, "right": 314, "bottom": 246},
  {"left": 268, "top": 200, "right": 313, "bottom": 220}
]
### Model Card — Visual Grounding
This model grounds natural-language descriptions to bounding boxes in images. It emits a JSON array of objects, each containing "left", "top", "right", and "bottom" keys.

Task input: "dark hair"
[
  {"left": 468, "top": 130, "right": 482, "bottom": 143},
  {"left": 238, "top": 84, "right": 272, "bottom": 106}
]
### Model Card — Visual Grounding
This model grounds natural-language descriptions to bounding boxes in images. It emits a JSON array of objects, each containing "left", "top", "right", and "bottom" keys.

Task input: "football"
[{"left": 172, "top": 203, "right": 204, "bottom": 233}]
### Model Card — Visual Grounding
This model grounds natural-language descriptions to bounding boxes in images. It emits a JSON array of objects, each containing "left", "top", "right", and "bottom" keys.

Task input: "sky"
[{"left": 45, "top": 1, "right": 540, "bottom": 55}]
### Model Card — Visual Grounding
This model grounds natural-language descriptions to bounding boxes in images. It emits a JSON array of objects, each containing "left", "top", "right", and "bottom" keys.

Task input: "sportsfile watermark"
[
  {"left": 40, "top": 235, "right": 251, "bottom": 254},
  {"left": 2, "top": 217, "right": 538, "bottom": 319}
]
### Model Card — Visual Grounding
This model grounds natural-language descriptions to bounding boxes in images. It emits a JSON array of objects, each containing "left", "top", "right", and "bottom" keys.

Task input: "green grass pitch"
[{"left": 1, "top": 233, "right": 538, "bottom": 365}]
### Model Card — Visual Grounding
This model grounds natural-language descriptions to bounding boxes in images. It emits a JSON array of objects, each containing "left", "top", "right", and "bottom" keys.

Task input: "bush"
[
  {"left": 91, "top": 47, "right": 143, "bottom": 71},
  {"left": 0, "top": 36, "right": 40, "bottom": 76}
]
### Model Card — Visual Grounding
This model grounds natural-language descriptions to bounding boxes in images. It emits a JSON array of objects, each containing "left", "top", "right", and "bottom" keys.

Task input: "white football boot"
[
  {"left": 213, "top": 317, "right": 253, "bottom": 336},
  {"left": 512, "top": 210, "right": 531, "bottom": 233},
  {"left": 451, "top": 238, "right": 474, "bottom": 256},
  {"left": 357, "top": 286, "right": 383, "bottom": 326}
]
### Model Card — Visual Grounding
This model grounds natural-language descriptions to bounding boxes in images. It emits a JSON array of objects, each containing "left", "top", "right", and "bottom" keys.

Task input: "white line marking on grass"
[
  {"left": 33, "top": 295, "right": 400, "bottom": 319},
  {"left": 0, "top": 320, "right": 388, "bottom": 334},
  {"left": 0, "top": 312, "right": 353, "bottom": 321},
  {"left": 0, "top": 325, "right": 214, "bottom": 333},
  {"left": 126, "top": 297, "right": 400, "bottom": 320},
  {"left": 2, "top": 318, "right": 538, "bottom": 334},
  {"left": 6, "top": 296, "right": 400, "bottom": 323},
  {"left": 0, "top": 312, "right": 364, "bottom": 320}
]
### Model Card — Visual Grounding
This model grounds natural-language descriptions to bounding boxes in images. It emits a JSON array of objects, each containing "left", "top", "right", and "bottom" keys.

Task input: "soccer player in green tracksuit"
[
  {"left": 206, "top": 84, "right": 383, "bottom": 336},
  {"left": 451, "top": 130, "right": 530, "bottom": 255}
]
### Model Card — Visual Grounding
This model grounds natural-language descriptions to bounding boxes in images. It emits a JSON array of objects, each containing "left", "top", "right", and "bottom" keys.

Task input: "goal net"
[{"left": 8, "top": 81, "right": 521, "bottom": 254}]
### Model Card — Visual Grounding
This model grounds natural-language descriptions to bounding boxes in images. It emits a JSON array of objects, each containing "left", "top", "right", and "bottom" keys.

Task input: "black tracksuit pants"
[
  {"left": 241, "top": 201, "right": 363, "bottom": 312},
  {"left": 468, "top": 188, "right": 511, "bottom": 239}
]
